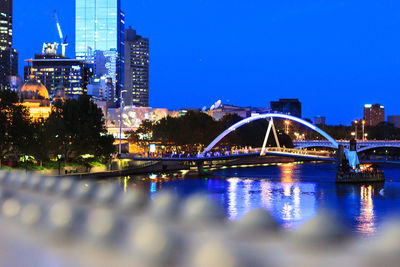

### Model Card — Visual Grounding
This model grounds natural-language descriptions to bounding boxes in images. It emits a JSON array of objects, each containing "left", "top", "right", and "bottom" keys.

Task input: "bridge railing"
[
  {"left": 197, "top": 147, "right": 334, "bottom": 159},
  {"left": 265, "top": 147, "right": 334, "bottom": 158}
]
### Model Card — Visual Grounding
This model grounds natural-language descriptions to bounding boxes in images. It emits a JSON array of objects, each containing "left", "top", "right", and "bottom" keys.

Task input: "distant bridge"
[{"left": 294, "top": 140, "right": 400, "bottom": 152}]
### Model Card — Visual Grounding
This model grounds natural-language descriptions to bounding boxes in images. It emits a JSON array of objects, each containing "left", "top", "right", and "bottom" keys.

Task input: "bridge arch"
[{"left": 201, "top": 113, "right": 338, "bottom": 156}]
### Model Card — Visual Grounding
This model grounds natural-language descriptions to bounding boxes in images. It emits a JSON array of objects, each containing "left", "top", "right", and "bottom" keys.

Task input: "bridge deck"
[{"left": 121, "top": 148, "right": 335, "bottom": 162}]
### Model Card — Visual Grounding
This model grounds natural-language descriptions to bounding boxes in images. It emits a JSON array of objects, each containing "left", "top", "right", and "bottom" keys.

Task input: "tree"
[
  {"left": 152, "top": 111, "right": 219, "bottom": 148},
  {"left": 127, "top": 120, "right": 154, "bottom": 147},
  {"left": 46, "top": 96, "right": 115, "bottom": 164},
  {"left": 130, "top": 112, "right": 294, "bottom": 153},
  {"left": 26, "top": 119, "right": 50, "bottom": 167},
  {"left": 0, "top": 89, "right": 32, "bottom": 167}
]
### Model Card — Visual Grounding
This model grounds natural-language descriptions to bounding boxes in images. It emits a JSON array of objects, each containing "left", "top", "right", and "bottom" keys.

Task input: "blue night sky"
[{"left": 13, "top": 0, "right": 400, "bottom": 125}]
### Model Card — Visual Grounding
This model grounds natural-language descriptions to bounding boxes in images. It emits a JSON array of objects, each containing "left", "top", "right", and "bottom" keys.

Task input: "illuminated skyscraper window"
[
  {"left": 0, "top": 0, "right": 13, "bottom": 50},
  {"left": 76, "top": 0, "right": 124, "bottom": 103},
  {"left": 76, "top": 0, "right": 123, "bottom": 59},
  {"left": 124, "top": 26, "right": 149, "bottom": 107},
  {"left": 0, "top": 0, "right": 18, "bottom": 90}
]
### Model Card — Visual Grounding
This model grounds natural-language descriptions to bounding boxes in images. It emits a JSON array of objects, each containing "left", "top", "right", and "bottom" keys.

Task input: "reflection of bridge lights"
[
  {"left": 357, "top": 185, "right": 375, "bottom": 235},
  {"left": 227, "top": 178, "right": 240, "bottom": 219},
  {"left": 150, "top": 182, "right": 157, "bottom": 194},
  {"left": 281, "top": 163, "right": 295, "bottom": 184},
  {"left": 244, "top": 179, "right": 253, "bottom": 214},
  {"left": 282, "top": 202, "right": 293, "bottom": 221},
  {"left": 123, "top": 176, "right": 130, "bottom": 192},
  {"left": 284, "top": 185, "right": 291, "bottom": 197},
  {"left": 260, "top": 180, "right": 272, "bottom": 209},
  {"left": 293, "top": 186, "right": 301, "bottom": 220}
]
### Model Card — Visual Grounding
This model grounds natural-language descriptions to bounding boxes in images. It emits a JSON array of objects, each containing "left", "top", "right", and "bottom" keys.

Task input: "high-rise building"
[
  {"left": 0, "top": 0, "right": 18, "bottom": 89},
  {"left": 270, "top": 99, "right": 302, "bottom": 118},
  {"left": 0, "top": 0, "right": 12, "bottom": 50},
  {"left": 87, "top": 76, "right": 114, "bottom": 102},
  {"left": 24, "top": 53, "right": 93, "bottom": 97},
  {"left": 75, "top": 0, "right": 124, "bottom": 103},
  {"left": 0, "top": 48, "right": 18, "bottom": 89},
  {"left": 124, "top": 26, "right": 149, "bottom": 107},
  {"left": 364, "top": 104, "right": 385, "bottom": 126}
]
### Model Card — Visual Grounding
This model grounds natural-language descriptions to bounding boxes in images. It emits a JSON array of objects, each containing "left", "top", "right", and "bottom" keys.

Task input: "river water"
[{"left": 109, "top": 162, "right": 400, "bottom": 236}]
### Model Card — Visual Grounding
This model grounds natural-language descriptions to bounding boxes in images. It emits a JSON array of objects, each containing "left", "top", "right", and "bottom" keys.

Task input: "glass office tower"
[
  {"left": 0, "top": 0, "right": 18, "bottom": 90},
  {"left": 76, "top": 0, "right": 124, "bottom": 103},
  {"left": 76, "top": 0, "right": 124, "bottom": 58}
]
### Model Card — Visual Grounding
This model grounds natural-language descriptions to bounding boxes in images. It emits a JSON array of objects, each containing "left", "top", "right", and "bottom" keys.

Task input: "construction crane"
[{"left": 53, "top": 10, "right": 68, "bottom": 57}]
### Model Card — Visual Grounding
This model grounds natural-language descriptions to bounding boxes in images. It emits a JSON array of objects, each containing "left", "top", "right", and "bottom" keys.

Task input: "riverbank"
[{"left": 57, "top": 156, "right": 311, "bottom": 179}]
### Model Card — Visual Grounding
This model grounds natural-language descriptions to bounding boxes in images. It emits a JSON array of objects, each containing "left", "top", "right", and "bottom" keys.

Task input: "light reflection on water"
[
  {"left": 357, "top": 185, "right": 375, "bottom": 234},
  {"left": 110, "top": 162, "right": 400, "bottom": 235},
  {"left": 224, "top": 175, "right": 317, "bottom": 229}
]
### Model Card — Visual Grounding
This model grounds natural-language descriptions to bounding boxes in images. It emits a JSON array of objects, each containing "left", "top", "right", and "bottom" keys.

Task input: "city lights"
[{"left": 2, "top": 0, "right": 400, "bottom": 265}]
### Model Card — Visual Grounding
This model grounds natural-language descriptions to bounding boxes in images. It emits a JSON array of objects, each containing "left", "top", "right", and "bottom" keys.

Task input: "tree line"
[
  {"left": 307, "top": 123, "right": 400, "bottom": 140},
  {"left": 127, "top": 111, "right": 293, "bottom": 154},
  {"left": 0, "top": 89, "right": 115, "bottom": 169}
]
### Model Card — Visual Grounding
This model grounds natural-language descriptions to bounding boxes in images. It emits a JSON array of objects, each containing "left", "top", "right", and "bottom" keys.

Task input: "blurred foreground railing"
[{"left": 0, "top": 170, "right": 397, "bottom": 267}]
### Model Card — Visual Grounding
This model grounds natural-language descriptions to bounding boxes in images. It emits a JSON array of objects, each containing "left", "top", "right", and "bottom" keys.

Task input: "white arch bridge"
[
  {"left": 127, "top": 113, "right": 339, "bottom": 163},
  {"left": 199, "top": 113, "right": 338, "bottom": 159},
  {"left": 124, "top": 113, "right": 400, "bottom": 171},
  {"left": 124, "top": 113, "right": 400, "bottom": 162}
]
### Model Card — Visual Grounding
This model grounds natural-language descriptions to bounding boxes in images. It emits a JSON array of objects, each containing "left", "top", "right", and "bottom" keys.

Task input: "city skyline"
[{"left": 12, "top": 0, "right": 400, "bottom": 124}]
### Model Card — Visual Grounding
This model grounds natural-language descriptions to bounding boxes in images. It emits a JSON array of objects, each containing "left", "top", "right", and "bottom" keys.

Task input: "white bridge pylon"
[
  {"left": 200, "top": 113, "right": 339, "bottom": 157},
  {"left": 260, "top": 117, "right": 280, "bottom": 156}
]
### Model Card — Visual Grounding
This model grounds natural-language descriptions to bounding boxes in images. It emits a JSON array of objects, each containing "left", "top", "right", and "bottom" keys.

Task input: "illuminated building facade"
[
  {"left": 0, "top": 0, "right": 18, "bottom": 89},
  {"left": 87, "top": 75, "right": 115, "bottom": 101},
  {"left": 124, "top": 26, "right": 149, "bottom": 107},
  {"left": 24, "top": 54, "right": 93, "bottom": 97},
  {"left": 75, "top": 0, "right": 125, "bottom": 103},
  {"left": 19, "top": 79, "right": 51, "bottom": 120},
  {"left": 364, "top": 104, "right": 385, "bottom": 126},
  {"left": 270, "top": 99, "right": 302, "bottom": 118},
  {"left": 106, "top": 106, "right": 178, "bottom": 137}
]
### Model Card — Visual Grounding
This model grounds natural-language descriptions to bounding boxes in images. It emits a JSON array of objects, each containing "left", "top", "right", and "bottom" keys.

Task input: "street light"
[
  {"left": 57, "top": 154, "right": 62, "bottom": 175},
  {"left": 24, "top": 155, "right": 29, "bottom": 173},
  {"left": 364, "top": 133, "right": 368, "bottom": 140},
  {"left": 354, "top": 120, "right": 358, "bottom": 140},
  {"left": 362, "top": 120, "right": 366, "bottom": 141},
  {"left": 284, "top": 120, "right": 290, "bottom": 135},
  {"left": 351, "top": 132, "right": 355, "bottom": 138}
]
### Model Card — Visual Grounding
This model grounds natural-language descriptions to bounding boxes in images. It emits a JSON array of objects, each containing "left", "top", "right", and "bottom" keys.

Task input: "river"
[{"left": 106, "top": 162, "right": 400, "bottom": 236}]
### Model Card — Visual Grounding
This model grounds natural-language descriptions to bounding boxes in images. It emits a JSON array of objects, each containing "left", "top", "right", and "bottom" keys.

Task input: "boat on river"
[{"left": 335, "top": 140, "right": 385, "bottom": 183}]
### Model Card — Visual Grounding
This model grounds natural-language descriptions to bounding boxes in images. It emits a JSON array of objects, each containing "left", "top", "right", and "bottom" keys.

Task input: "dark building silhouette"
[
  {"left": 364, "top": 104, "right": 385, "bottom": 126},
  {"left": 0, "top": 0, "right": 12, "bottom": 49},
  {"left": 314, "top": 116, "right": 326, "bottom": 126},
  {"left": 270, "top": 99, "right": 302, "bottom": 118},
  {"left": 388, "top": 115, "right": 400, "bottom": 128},
  {"left": 124, "top": 26, "right": 149, "bottom": 106},
  {"left": 0, "top": 0, "right": 18, "bottom": 89}
]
